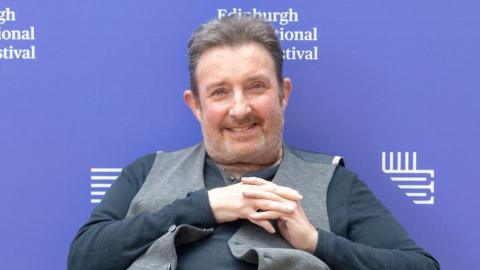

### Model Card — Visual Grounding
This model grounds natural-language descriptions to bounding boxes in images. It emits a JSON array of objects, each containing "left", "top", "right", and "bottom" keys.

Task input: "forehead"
[{"left": 195, "top": 43, "right": 276, "bottom": 89}]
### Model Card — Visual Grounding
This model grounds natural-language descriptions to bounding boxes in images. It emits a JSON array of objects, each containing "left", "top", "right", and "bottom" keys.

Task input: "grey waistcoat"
[{"left": 126, "top": 143, "right": 342, "bottom": 270}]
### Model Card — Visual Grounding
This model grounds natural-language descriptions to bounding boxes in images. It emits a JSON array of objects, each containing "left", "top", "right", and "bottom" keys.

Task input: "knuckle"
[
  {"left": 286, "top": 187, "right": 296, "bottom": 194},
  {"left": 266, "top": 201, "right": 276, "bottom": 209}
]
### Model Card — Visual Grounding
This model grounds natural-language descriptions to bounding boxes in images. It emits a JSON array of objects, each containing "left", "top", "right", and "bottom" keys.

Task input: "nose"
[{"left": 228, "top": 89, "right": 252, "bottom": 119}]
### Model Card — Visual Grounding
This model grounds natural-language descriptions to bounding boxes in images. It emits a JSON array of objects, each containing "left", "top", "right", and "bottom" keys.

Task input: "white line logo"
[
  {"left": 382, "top": 152, "right": 435, "bottom": 205},
  {"left": 90, "top": 168, "right": 122, "bottom": 204}
]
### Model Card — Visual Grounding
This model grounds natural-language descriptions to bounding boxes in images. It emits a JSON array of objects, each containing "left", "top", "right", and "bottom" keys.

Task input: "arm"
[
  {"left": 67, "top": 154, "right": 217, "bottom": 270},
  {"left": 236, "top": 169, "right": 439, "bottom": 269},
  {"left": 314, "top": 167, "right": 440, "bottom": 270}
]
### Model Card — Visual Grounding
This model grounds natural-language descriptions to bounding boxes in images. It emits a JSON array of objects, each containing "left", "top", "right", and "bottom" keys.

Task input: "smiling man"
[
  {"left": 68, "top": 15, "right": 440, "bottom": 270},
  {"left": 184, "top": 42, "right": 289, "bottom": 176}
]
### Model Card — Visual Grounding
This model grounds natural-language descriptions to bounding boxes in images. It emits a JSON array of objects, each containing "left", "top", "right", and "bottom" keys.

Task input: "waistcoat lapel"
[
  {"left": 127, "top": 143, "right": 206, "bottom": 217},
  {"left": 228, "top": 146, "right": 336, "bottom": 269},
  {"left": 273, "top": 146, "right": 334, "bottom": 232}
]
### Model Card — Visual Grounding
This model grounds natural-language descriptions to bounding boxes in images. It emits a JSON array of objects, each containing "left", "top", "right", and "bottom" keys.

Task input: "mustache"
[{"left": 223, "top": 113, "right": 263, "bottom": 128}]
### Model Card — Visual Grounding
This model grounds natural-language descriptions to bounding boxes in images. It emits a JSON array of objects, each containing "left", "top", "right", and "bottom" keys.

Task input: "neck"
[{"left": 212, "top": 147, "right": 283, "bottom": 178}]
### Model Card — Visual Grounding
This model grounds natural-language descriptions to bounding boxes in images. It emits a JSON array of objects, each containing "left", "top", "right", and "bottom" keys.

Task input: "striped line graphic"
[
  {"left": 90, "top": 168, "right": 122, "bottom": 204},
  {"left": 382, "top": 152, "right": 435, "bottom": 205}
]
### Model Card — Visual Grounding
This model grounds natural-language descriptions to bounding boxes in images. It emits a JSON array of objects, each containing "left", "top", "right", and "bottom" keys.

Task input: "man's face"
[{"left": 184, "top": 43, "right": 291, "bottom": 165}]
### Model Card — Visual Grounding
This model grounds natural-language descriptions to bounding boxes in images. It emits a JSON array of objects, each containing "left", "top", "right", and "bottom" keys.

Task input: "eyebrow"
[
  {"left": 245, "top": 74, "right": 271, "bottom": 83},
  {"left": 205, "top": 73, "right": 272, "bottom": 91},
  {"left": 205, "top": 81, "right": 228, "bottom": 92}
]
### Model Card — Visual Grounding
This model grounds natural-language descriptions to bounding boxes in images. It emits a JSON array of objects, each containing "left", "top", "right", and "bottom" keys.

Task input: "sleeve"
[
  {"left": 67, "top": 153, "right": 217, "bottom": 270},
  {"left": 314, "top": 168, "right": 440, "bottom": 270}
]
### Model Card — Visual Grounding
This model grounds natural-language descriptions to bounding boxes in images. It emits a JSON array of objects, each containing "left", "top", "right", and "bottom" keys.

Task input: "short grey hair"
[{"left": 188, "top": 15, "right": 284, "bottom": 96}]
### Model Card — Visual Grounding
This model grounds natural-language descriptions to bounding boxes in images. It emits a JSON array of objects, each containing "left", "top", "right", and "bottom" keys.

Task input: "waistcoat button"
[{"left": 168, "top": 225, "right": 176, "bottom": 233}]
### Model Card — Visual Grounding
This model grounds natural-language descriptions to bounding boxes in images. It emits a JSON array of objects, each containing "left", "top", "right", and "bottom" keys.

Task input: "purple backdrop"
[{"left": 1, "top": 0, "right": 478, "bottom": 269}]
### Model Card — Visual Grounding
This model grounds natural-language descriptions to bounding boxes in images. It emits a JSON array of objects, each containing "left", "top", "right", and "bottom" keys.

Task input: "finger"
[
  {"left": 272, "top": 186, "right": 303, "bottom": 201},
  {"left": 242, "top": 178, "right": 303, "bottom": 201},
  {"left": 242, "top": 189, "right": 286, "bottom": 202},
  {"left": 276, "top": 219, "right": 288, "bottom": 235},
  {"left": 277, "top": 219, "right": 287, "bottom": 228},
  {"left": 249, "top": 210, "right": 284, "bottom": 220},
  {"left": 253, "top": 185, "right": 303, "bottom": 201},
  {"left": 248, "top": 217, "right": 276, "bottom": 234},
  {"left": 241, "top": 177, "right": 270, "bottom": 185},
  {"left": 253, "top": 199, "right": 296, "bottom": 214},
  {"left": 297, "top": 201, "right": 306, "bottom": 215}
]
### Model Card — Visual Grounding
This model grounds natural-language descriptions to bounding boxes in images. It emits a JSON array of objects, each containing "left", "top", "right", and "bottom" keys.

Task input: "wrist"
[
  {"left": 305, "top": 228, "right": 318, "bottom": 254},
  {"left": 207, "top": 189, "right": 220, "bottom": 221},
  {"left": 207, "top": 189, "right": 229, "bottom": 223}
]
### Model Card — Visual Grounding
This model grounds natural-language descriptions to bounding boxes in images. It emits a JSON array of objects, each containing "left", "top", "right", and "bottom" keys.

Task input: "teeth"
[
  {"left": 230, "top": 124, "right": 255, "bottom": 132},
  {"left": 232, "top": 127, "right": 249, "bottom": 132}
]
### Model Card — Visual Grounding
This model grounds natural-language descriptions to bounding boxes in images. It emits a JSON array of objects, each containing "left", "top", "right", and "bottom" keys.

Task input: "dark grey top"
[{"left": 68, "top": 152, "right": 439, "bottom": 270}]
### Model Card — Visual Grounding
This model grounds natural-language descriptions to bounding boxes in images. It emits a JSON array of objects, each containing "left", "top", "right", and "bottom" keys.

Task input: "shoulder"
[
  {"left": 123, "top": 143, "right": 204, "bottom": 185},
  {"left": 123, "top": 144, "right": 201, "bottom": 181},
  {"left": 120, "top": 152, "right": 158, "bottom": 189},
  {"left": 329, "top": 166, "right": 359, "bottom": 195},
  {"left": 329, "top": 165, "right": 384, "bottom": 213},
  {"left": 127, "top": 152, "right": 157, "bottom": 168}
]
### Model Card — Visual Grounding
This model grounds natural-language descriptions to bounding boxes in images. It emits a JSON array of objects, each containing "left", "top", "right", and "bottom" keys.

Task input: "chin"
[
  {"left": 229, "top": 149, "right": 260, "bottom": 162},
  {"left": 204, "top": 134, "right": 281, "bottom": 165},
  {"left": 223, "top": 142, "right": 270, "bottom": 163}
]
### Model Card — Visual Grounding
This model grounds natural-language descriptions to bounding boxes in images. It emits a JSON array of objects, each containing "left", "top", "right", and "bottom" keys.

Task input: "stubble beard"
[{"left": 203, "top": 115, "right": 284, "bottom": 167}]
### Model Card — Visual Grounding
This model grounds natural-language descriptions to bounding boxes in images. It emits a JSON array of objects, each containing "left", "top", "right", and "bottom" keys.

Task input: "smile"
[{"left": 226, "top": 123, "right": 258, "bottom": 134}]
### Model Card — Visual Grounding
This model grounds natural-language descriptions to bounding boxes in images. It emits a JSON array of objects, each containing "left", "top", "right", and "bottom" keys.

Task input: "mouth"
[{"left": 225, "top": 123, "right": 259, "bottom": 135}]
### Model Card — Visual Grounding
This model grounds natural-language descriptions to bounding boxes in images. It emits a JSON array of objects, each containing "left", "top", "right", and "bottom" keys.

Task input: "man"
[{"left": 68, "top": 15, "right": 440, "bottom": 270}]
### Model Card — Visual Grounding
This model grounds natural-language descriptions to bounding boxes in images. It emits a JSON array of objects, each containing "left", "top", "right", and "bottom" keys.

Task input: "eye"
[
  {"left": 211, "top": 88, "right": 227, "bottom": 96},
  {"left": 248, "top": 81, "right": 267, "bottom": 90}
]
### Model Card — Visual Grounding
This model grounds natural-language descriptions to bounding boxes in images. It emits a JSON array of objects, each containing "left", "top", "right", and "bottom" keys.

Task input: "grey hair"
[{"left": 187, "top": 15, "right": 284, "bottom": 96}]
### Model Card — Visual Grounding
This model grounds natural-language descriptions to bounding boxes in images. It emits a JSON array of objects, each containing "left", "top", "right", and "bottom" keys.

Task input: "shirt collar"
[{"left": 205, "top": 156, "right": 280, "bottom": 184}]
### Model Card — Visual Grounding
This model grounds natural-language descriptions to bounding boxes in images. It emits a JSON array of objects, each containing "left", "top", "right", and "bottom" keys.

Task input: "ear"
[
  {"left": 280, "top": 77, "right": 292, "bottom": 111},
  {"left": 183, "top": 90, "right": 202, "bottom": 122}
]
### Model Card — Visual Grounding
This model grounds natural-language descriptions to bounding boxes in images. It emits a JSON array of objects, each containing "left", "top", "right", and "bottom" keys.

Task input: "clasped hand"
[{"left": 208, "top": 177, "right": 318, "bottom": 253}]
